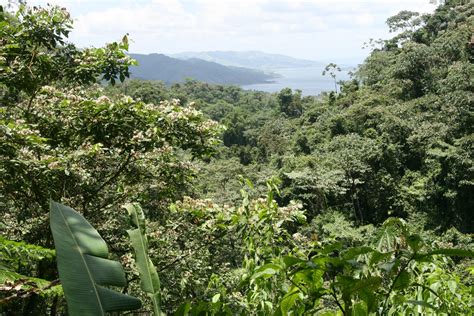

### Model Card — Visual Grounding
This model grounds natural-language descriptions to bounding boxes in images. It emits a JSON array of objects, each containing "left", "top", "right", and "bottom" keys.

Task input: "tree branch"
[{"left": 93, "top": 152, "right": 134, "bottom": 196}]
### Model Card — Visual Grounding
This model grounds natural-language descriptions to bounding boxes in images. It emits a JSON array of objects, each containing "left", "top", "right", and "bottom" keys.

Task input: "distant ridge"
[
  {"left": 170, "top": 50, "right": 324, "bottom": 70},
  {"left": 129, "top": 53, "right": 276, "bottom": 85}
]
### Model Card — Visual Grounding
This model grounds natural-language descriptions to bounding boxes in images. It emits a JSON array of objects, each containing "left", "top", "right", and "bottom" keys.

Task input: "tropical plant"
[
  {"left": 322, "top": 63, "right": 342, "bottom": 93},
  {"left": 1, "top": 6, "right": 222, "bottom": 314},
  {"left": 237, "top": 218, "right": 473, "bottom": 315},
  {"left": 2, "top": 0, "right": 474, "bottom": 314},
  {"left": 0, "top": 237, "right": 62, "bottom": 314},
  {"left": 49, "top": 200, "right": 142, "bottom": 315},
  {"left": 126, "top": 203, "right": 163, "bottom": 316}
]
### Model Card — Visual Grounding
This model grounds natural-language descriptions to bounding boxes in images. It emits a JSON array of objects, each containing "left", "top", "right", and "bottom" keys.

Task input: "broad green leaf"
[
  {"left": 49, "top": 201, "right": 141, "bottom": 316},
  {"left": 320, "top": 242, "right": 343, "bottom": 255},
  {"left": 125, "top": 203, "right": 163, "bottom": 316},
  {"left": 175, "top": 302, "right": 191, "bottom": 316},
  {"left": 352, "top": 301, "right": 368, "bottom": 316},
  {"left": 447, "top": 280, "right": 457, "bottom": 293},
  {"left": 393, "top": 271, "right": 411, "bottom": 290},
  {"left": 467, "top": 266, "right": 474, "bottom": 275},
  {"left": 352, "top": 276, "right": 382, "bottom": 293},
  {"left": 282, "top": 255, "right": 304, "bottom": 268},
  {"left": 279, "top": 287, "right": 301, "bottom": 315},
  {"left": 359, "top": 288, "right": 377, "bottom": 313},
  {"left": 251, "top": 263, "right": 282, "bottom": 279},
  {"left": 342, "top": 246, "right": 374, "bottom": 260},
  {"left": 423, "top": 248, "right": 474, "bottom": 258},
  {"left": 292, "top": 268, "right": 321, "bottom": 287},
  {"left": 369, "top": 250, "right": 392, "bottom": 266}
]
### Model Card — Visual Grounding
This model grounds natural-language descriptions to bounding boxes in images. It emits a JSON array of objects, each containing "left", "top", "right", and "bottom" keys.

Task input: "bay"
[{"left": 241, "top": 66, "right": 352, "bottom": 96}]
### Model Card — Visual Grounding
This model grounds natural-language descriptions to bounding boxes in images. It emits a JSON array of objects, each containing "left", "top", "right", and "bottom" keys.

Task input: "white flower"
[{"left": 96, "top": 95, "right": 111, "bottom": 104}]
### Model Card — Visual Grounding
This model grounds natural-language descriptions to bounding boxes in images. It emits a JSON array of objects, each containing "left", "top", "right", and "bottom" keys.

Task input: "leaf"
[
  {"left": 0, "top": 237, "right": 55, "bottom": 270},
  {"left": 0, "top": 270, "right": 63, "bottom": 300},
  {"left": 359, "top": 288, "right": 377, "bottom": 313},
  {"left": 282, "top": 256, "right": 304, "bottom": 268},
  {"left": 211, "top": 293, "right": 221, "bottom": 303},
  {"left": 352, "top": 276, "right": 382, "bottom": 293},
  {"left": 251, "top": 263, "right": 281, "bottom": 279},
  {"left": 352, "top": 301, "right": 368, "bottom": 316},
  {"left": 407, "top": 234, "right": 423, "bottom": 252},
  {"left": 279, "top": 287, "right": 301, "bottom": 315},
  {"left": 381, "top": 258, "right": 399, "bottom": 273},
  {"left": 369, "top": 250, "right": 392, "bottom": 266},
  {"left": 125, "top": 203, "right": 163, "bottom": 316},
  {"left": 49, "top": 201, "right": 141, "bottom": 315},
  {"left": 175, "top": 301, "right": 191, "bottom": 316},
  {"left": 244, "top": 178, "right": 254, "bottom": 189},
  {"left": 447, "top": 280, "right": 457, "bottom": 294},
  {"left": 422, "top": 248, "right": 474, "bottom": 258},
  {"left": 318, "top": 242, "right": 343, "bottom": 255},
  {"left": 121, "top": 34, "right": 129, "bottom": 50},
  {"left": 394, "top": 271, "right": 411, "bottom": 290},
  {"left": 342, "top": 246, "right": 374, "bottom": 260},
  {"left": 467, "top": 266, "right": 474, "bottom": 275},
  {"left": 406, "top": 300, "right": 438, "bottom": 311}
]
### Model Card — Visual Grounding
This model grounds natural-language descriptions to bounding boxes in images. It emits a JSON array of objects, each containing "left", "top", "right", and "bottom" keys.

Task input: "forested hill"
[
  {"left": 114, "top": 2, "right": 473, "bottom": 233},
  {"left": 1, "top": 1, "right": 473, "bottom": 315},
  {"left": 129, "top": 53, "right": 277, "bottom": 84},
  {"left": 171, "top": 50, "right": 323, "bottom": 69}
]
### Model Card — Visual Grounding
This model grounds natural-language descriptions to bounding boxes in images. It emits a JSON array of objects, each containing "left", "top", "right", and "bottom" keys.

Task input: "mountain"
[
  {"left": 129, "top": 53, "right": 276, "bottom": 85},
  {"left": 170, "top": 51, "right": 323, "bottom": 70}
]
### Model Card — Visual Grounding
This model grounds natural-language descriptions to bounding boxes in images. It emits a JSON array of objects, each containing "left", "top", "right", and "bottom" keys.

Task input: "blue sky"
[{"left": 10, "top": 0, "right": 437, "bottom": 62}]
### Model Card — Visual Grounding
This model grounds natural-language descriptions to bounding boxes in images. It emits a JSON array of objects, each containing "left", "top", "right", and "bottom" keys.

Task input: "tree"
[
  {"left": 277, "top": 88, "right": 302, "bottom": 117},
  {"left": 386, "top": 10, "right": 422, "bottom": 33},
  {"left": 322, "top": 63, "right": 342, "bottom": 93},
  {"left": 2, "top": 0, "right": 474, "bottom": 314},
  {"left": 1, "top": 5, "right": 222, "bottom": 313}
]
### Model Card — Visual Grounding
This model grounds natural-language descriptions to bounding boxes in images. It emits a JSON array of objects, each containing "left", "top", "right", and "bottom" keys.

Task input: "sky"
[{"left": 7, "top": 0, "right": 438, "bottom": 62}]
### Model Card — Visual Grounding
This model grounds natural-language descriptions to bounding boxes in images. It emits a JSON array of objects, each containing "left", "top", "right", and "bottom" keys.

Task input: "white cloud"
[{"left": 15, "top": 0, "right": 437, "bottom": 60}]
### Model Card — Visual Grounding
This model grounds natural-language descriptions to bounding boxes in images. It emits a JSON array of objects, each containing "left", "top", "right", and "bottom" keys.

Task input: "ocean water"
[{"left": 242, "top": 66, "right": 352, "bottom": 96}]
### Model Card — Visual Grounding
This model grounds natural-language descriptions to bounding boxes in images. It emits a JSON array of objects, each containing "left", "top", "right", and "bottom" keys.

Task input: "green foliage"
[
  {"left": 49, "top": 200, "right": 141, "bottom": 315},
  {"left": 0, "top": 270, "right": 63, "bottom": 312},
  {"left": 1, "top": 1, "right": 222, "bottom": 261},
  {"left": 126, "top": 203, "right": 163, "bottom": 316},
  {"left": 177, "top": 190, "right": 473, "bottom": 315},
  {"left": 277, "top": 88, "right": 303, "bottom": 117},
  {"left": 1, "top": 1, "right": 473, "bottom": 315},
  {"left": 170, "top": 181, "right": 306, "bottom": 314},
  {"left": 386, "top": 10, "right": 422, "bottom": 33},
  {"left": 0, "top": 238, "right": 62, "bottom": 313},
  {"left": 129, "top": 53, "right": 276, "bottom": 85},
  {"left": 0, "top": 4, "right": 135, "bottom": 102},
  {"left": 0, "top": 237, "right": 55, "bottom": 272}
]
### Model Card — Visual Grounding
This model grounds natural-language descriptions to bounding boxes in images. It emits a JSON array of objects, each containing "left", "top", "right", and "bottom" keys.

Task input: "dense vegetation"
[{"left": 1, "top": 1, "right": 473, "bottom": 315}]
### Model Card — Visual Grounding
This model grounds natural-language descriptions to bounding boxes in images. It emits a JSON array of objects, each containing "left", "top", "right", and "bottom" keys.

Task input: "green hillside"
[
  {"left": 1, "top": 1, "right": 473, "bottom": 315},
  {"left": 129, "top": 53, "right": 277, "bottom": 85}
]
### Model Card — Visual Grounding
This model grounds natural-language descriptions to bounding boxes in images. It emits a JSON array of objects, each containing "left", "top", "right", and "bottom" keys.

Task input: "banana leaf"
[
  {"left": 125, "top": 203, "right": 163, "bottom": 316},
  {"left": 49, "top": 200, "right": 141, "bottom": 315}
]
